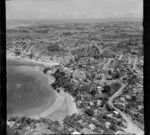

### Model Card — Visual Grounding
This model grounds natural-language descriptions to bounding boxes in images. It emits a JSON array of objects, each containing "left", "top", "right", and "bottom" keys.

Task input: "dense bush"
[
  {"left": 109, "top": 124, "right": 117, "bottom": 131},
  {"left": 43, "top": 66, "right": 51, "bottom": 74},
  {"left": 127, "top": 74, "right": 138, "bottom": 85},
  {"left": 103, "top": 84, "right": 111, "bottom": 93},
  {"left": 47, "top": 44, "right": 61, "bottom": 52},
  {"left": 51, "top": 68, "right": 76, "bottom": 94},
  {"left": 106, "top": 104, "right": 115, "bottom": 112},
  {"left": 85, "top": 109, "right": 95, "bottom": 116},
  {"left": 111, "top": 70, "right": 120, "bottom": 79}
]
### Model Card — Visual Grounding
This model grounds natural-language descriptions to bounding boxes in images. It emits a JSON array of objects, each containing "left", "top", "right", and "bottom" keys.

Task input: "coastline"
[
  {"left": 7, "top": 54, "right": 78, "bottom": 122},
  {"left": 7, "top": 55, "right": 59, "bottom": 67},
  {"left": 35, "top": 90, "right": 78, "bottom": 122}
]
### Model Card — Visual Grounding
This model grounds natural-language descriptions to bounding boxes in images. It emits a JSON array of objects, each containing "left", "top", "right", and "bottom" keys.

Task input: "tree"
[
  {"left": 103, "top": 85, "right": 111, "bottom": 93},
  {"left": 110, "top": 83, "right": 121, "bottom": 92},
  {"left": 85, "top": 109, "right": 94, "bottom": 116},
  {"left": 108, "top": 70, "right": 112, "bottom": 75},
  {"left": 106, "top": 103, "right": 114, "bottom": 112},
  {"left": 43, "top": 67, "right": 51, "bottom": 74},
  {"left": 109, "top": 124, "right": 117, "bottom": 131},
  {"left": 80, "top": 85, "right": 91, "bottom": 93},
  {"left": 47, "top": 44, "right": 61, "bottom": 52},
  {"left": 127, "top": 74, "right": 138, "bottom": 85},
  {"left": 131, "top": 95, "right": 136, "bottom": 101},
  {"left": 90, "top": 89, "right": 97, "bottom": 96},
  {"left": 53, "top": 68, "right": 66, "bottom": 79},
  {"left": 14, "top": 49, "right": 21, "bottom": 56}
]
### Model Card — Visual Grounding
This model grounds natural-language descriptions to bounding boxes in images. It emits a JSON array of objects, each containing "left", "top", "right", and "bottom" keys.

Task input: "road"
[
  {"left": 102, "top": 58, "right": 113, "bottom": 70},
  {"left": 133, "top": 57, "right": 138, "bottom": 70},
  {"left": 108, "top": 83, "right": 144, "bottom": 135}
]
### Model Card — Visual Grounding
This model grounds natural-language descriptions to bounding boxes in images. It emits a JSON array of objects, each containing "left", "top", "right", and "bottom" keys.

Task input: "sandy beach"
[{"left": 37, "top": 90, "right": 78, "bottom": 123}]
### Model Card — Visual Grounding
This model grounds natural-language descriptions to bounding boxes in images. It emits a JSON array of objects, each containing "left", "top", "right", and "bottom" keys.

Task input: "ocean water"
[{"left": 7, "top": 58, "right": 56, "bottom": 118}]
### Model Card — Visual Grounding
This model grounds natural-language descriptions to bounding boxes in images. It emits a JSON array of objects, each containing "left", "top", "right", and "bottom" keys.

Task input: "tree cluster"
[
  {"left": 47, "top": 44, "right": 61, "bottom": 52},
  {"left": 51, "top": 68, "right": 75, "bottom": 93}
]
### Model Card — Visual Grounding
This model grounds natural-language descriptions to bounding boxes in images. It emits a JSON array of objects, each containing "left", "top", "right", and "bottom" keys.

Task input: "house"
[
  {"left": 97, "top": 86, "right": 103, "bottom": 91},
  {"left": 114, "top": 102, "right": 125, "bottom": 109},
  {"left": 71, "top": 131, "right": 81, "bottom": 134},
  {"left": 137, "top": 105, "right": 143, "bottom": 110},
  {"left": 7, "top": 121, "right": 15, "bottom": 128},
  {"left": 80, "top": 122, "right": 88, "bottom": 127},
  {"left": 86, "top": 106, "right": 91, "bottom": 110},
  {"left": 113, "top": 111, "right": 119, "bottom": 116},
  {"left": 87, "top": 123, "right": 96, "bottom": 130},
  {"left": 120, "top": 97, "right": 125, "bottom": 103},
  {"left": 125, "top": 95, "right": 131, "bottom": 100},
  {"left": 107, "top": 114, "right": 113, "bottom": 118},
  {"left": 89, "top": 101, "right": 94, "bottom": 107},
  {"left": 130, "top": 109, "right": 138, "bottom": 116},
  {"left": 91, "top": 117, "right": 97, "bottom": 122},
  {"left": 105, "top": 121, "right": 111, "bottom": 128},
  {"left": 94, "top": 109, "right": 99, "bottom": 115},
  {"left": 78, "top": 119, "right": 84, "bottom": 124},
  {"left": 96, "top": 100, "right": 102, "bottom": 106},
  {"left": 95, "top": 74, "right": 102, "bottom": 79},
  {"left": 133, "top": 88, "right": 137, "bottom": 92}
]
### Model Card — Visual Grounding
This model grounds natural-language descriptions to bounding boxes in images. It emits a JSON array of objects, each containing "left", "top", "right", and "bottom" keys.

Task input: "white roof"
[
  {"left": 105, "top": 121, "right": 111, "bottom": 125},
  {"left": 72, "top": 131, "right": 81, "bottom": 134},
  {"left": 113, "top": 111, "right": 119, "bottom": 114}
]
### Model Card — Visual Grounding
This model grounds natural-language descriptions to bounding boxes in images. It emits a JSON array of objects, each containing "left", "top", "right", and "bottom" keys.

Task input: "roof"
[
  {"left": 115, "top": 131, "right": 130, "bottom": 134},
  {"left": 81, "top": 128, "right": 99, "bottom": 134},
  {"left": 72, "top": 131, "right": 81, "bottom": 134},
  {"left": 113, "top": 111, "right": 119, "bottom": 114}
]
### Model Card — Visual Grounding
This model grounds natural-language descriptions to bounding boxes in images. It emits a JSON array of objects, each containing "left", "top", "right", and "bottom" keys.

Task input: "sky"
[{"left": 6, "top": 0, "right": 143, "bottom": 20}]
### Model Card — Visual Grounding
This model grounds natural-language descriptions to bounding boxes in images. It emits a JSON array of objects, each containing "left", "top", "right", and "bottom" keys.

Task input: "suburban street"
[{"left": 108, "top": 83, "right": 144, "bottom": 135}]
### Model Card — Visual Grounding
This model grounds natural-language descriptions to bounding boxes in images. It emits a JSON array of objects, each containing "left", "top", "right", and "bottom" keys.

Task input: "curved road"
[{"left": 108, "top": 83, "right": 144, "bottom": 135}]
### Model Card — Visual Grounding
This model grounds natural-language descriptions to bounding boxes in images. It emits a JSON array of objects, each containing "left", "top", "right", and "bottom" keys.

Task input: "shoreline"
[
  {"left": 28, "top": 89, "right": 78, "bottom": 123},
  {"left": 7, "top": 54, "right": 60, "bottom": 67},
  {"left": 36, "top": 90, "right": 78, "bottom": 121},
  {"left": 7, "top": 55, "right": 78, "bottom": 122}
]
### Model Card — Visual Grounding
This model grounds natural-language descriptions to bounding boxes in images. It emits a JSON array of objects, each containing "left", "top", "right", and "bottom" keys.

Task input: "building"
[
  {"left": 137, "top": 105, "right": 143, "bottom": 110},
  {"left": 115, "top": 102, "right": 126, "bottom": 109},
  {"left": 89, "top": 102, "right": 94, "bottom": 107},
  {"left": 125, "top": 95, "right": 131, "bottom": 100},
  {"left": 72, "top": 131, "right": 81, "bottom": 134},
  {"left": 120, "top": 97, "right": 125, "bottom": 103},
  {"left": 97, "top": 86, "right": 103, "bottom": 91},
  {"left": 113, "top": 111, "right": 119, "bottom": 116},
  {"left": 105, "top": 122, "right": 111, "bottom": 128},
  {"left": 107, "top": 114, "right": 113, "bottom": 118},
  {"left": 87, "top": 123, "right": 96, "bottom": 130},
  {"left": 96, "top": 100, "right": 102, "bottom": 106}
]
